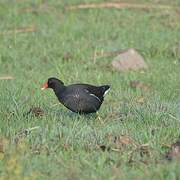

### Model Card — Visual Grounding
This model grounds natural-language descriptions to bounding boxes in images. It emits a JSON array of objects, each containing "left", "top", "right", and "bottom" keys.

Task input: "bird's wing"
[
  {"left": 61, "top": 90, "right": 101, "bottom": 113},
  {"left": 84, "top": 89, "right": 101, "bottom": 102}
]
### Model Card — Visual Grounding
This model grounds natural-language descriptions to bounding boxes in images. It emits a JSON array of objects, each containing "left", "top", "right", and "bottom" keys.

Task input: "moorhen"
[{"left": 41, "top": 77, "right": 110, "bottom": 114}]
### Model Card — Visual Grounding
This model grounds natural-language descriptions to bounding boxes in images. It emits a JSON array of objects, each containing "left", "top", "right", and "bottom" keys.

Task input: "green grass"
[{"left": 0, "top": 0, "right": 180, "bottom": 179}]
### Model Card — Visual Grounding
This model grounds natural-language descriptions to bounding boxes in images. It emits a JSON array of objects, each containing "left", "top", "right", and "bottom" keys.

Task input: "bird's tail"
[{"left": 100, "top": 85, "right": 110, "bottom": 96}]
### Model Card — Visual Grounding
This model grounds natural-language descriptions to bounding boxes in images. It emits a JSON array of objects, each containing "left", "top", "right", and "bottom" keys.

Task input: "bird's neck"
[{"left": 53, "top": 84, "right": 66, "bottom": 98}]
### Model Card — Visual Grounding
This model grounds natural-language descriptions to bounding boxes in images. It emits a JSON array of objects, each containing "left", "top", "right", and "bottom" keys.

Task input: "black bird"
[{"left": 41, "top": 77, "right": 110, "bottom": 114}]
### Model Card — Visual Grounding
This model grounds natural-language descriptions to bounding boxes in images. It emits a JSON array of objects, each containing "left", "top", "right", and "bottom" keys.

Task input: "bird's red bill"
[{"left": 41, "top": 82, "right": 48, "bottom": 90}]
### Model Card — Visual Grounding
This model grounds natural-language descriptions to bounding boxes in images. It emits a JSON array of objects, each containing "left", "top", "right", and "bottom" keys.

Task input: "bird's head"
[{"left": 41, "top": 77, "right": 64, "bottom": 90}]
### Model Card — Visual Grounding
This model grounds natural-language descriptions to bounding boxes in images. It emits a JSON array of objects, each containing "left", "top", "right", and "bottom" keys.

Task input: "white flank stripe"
[{"left": 89, "top": 93, "right": 101, "bottom": 102}]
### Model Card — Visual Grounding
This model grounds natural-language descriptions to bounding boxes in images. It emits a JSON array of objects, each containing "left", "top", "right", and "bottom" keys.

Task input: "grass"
[{"left": 0, "top": 0, "right": 180, "bottom": 179}]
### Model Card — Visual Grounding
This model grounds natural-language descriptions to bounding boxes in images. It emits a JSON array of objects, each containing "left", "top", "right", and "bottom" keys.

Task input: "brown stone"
[{"left": 112, "top": 48, "right": 148, "bottom": 72}]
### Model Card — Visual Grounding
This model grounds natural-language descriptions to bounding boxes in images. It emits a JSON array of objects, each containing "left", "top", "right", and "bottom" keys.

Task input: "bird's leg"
[{"left": 96, "top": 111, "right": 104, "bottom": 124}]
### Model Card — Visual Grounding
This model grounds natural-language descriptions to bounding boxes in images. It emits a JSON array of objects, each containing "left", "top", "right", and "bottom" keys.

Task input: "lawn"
[{"left": 0, "top": 0, "right": 180, "bottom": 179}]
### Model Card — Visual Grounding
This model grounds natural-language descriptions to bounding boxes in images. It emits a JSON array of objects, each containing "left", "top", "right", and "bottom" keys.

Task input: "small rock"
[
  {"left": 130, "top": 80, "right": 151, "bottom": 91},
  {"left": 165, "top": 141, "right": 180, "bottom": 160},
  {"left": 63, "top": 52, "right": 73, "bottom": 61},
  {"left": 25, "top": 107, "right": 44, "bottom": 117},
  {"left": 112, "top": 48, "right": 148, "bottom": 72}
]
